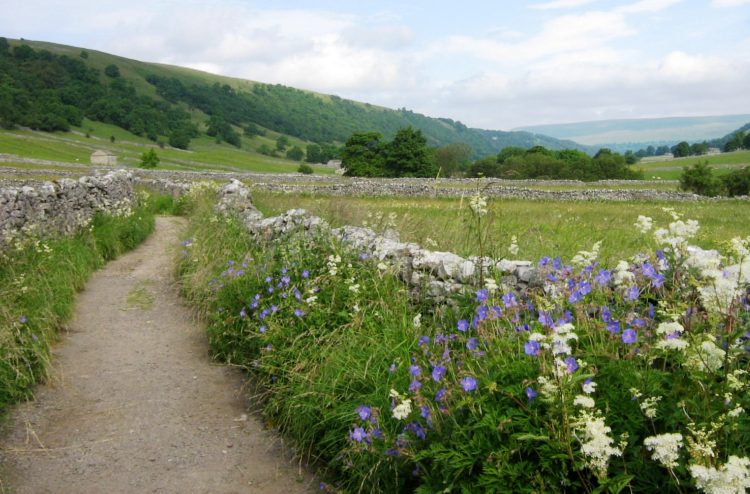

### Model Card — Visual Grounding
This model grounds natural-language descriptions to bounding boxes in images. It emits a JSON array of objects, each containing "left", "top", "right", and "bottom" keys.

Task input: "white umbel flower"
[{"left": 574, "top": 411, "right": 621, "bottom": 479}]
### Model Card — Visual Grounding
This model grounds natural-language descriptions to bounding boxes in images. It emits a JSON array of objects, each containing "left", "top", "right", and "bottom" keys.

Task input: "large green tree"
[
  {"left": 434, "top": 142, "right": 472, "bottom": 177},
  {"left": 673, "top": 141, "right": 692, "bottom": 158},
  {"left": 342, "top": 132, "right": 385, "bottom": 177},
  {"left": 384, "top": 126, "right": 438, "bottom": 178}
]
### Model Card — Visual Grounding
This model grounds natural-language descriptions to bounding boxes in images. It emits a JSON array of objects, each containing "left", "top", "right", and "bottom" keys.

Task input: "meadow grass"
[
  {"left": 636, "top": 151, "right": 750, "bottom": 170},
  {"left": 250, "top": 191, "right": 750, "bottom": 268},
  {"left": 176, "top": 187, "right": 750, "bottom": 493},
  {"left": 0, "top": 191, "right": 173, "bottom": 415}
]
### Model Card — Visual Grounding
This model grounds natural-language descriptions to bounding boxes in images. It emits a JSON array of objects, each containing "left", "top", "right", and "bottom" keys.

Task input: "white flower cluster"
[
  {"left": 655, "top": 321, "right": 689, "bottom": 351},
  {"left": 612, "top": 260, "right": 635, "bottom": 286},
  {"left": 485, "top": 278, "right": 498, "bottom": 294},
  {"left": 573, "top": 410, "right": 621, "bottom": 479},
  {"left": 508, "top": 235, "right": 519, "bottom": 256},
  {"left": 413, "top": 313, "right": 422, "bottom": 329},
  {"left": 654, "top": 218, "right": 700, "bottom": 249},
  {"left": 574, "top": 395, "right": 596, "bottom": 409},
  {"left": 644, "top": 433, "right": 683, "bottom": 469},
  {"left": 529, "top": 323, "right": 578, "bottom": 356},
  {"left": 389, "top": 389, "right": 412, "bottom": 420},
  {"left": 686, "top": 340, "right": 726, "bottom": 372},
  {"left": 635, "top": 215, "right": 653, "bottom": 234},
  {"left": 640, "top": 396, "right": 662, "bottom": 419},
  {"left": 697, "top": 271, "right": 743, "bottom": 315},
  {"left": 690, "top": 456, "right": 750, "bottom": 494},
  {"left": 535, "top": 376, "right": 558, "bottom": 401},
  {"left": 327, "top": 254, "right": 341, "bottom": 276},
  {"left": 469, "top": 194, "right": 488, "bottom": 217},
  {"left": 571, "top": 241, "right": 602, "bottom": 268}
]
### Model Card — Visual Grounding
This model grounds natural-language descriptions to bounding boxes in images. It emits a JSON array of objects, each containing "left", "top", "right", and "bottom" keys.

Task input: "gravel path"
[{"left": 0, "top": 216, "right": 316, "bottom": 494}]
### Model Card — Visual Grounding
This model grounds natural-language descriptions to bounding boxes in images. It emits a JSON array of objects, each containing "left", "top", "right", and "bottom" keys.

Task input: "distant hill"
[
  {"left": 2, "top": 37, "right": 590, "bottom": 160},
  {"left": 513, "top": 115, "right": 750, "bottom": 149}
]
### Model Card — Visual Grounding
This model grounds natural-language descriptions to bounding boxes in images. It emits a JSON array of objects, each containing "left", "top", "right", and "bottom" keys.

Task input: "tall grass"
[
  {"left": 0, "top": 190, "right": 173, "bottom": 414},
  {"left": 250, "top": 191, "right": 750, "bottom": 267}
]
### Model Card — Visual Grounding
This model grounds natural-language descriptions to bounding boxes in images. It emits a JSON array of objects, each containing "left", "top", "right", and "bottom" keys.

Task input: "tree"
[
  {"left": 594, "top": 148, "right": 613, "bottom": 159},
  {"left": 497, "top": 146, "right": 526, "bottom": 164},
  {"left": 673, "top": 141, "right": 691, "bottom": 158},
  {"left": 655, "top": 145, "right": 671, "bottom": 156},
  {"left": 298, "top": 163, "right": 314, "bottom": 175},
  {"left": 646, "top": 145, "right": 656, "bottom": 157},
  {"left": 526, "top": 145, "right": 554, "bottom": 157},
  {"left": 384, "top": 127, "right": 438, "bottom": 178},
  {"left": 276, "top": 135, "right": 289, "bottom": 152},
  {"left": 434, "top": 142, "right": 472, "bottom": 177},
  {"left": 725, "top": 132, "right": 745, "bottom": 152},
  {"left": 468, "top": 156, "right": 502, "bottom": 178},
  {"left": 306, "top": 144, "right": 322, "bottom": 163},
  {"left": 139, "top": 148, "right": 160, "bottom": 169},
  {"left": 286, "top": 146, "right": 304, "bottom": 161},
  {"left": 721, "top": 167, "right": 750, "bottom": 197},
  {"left": 0, "top": 37, "right": 10, "bottom": 56},
  {"left": 679, "top": 161, "right": 721, "bottom": 197},
  {"left": 80, "top": 50, "right": 89, "bottom": 59},
  {"left": 104, "top": 64, "right": 121, "bottom": 78},
  {"left": 244, "top": 123, "right": 263, "bottom": 137},
  {"left": 691, "top": 142, "right": 708, "bottom": 156},
  {"left": 341, "top": 132, "right": 385, "bottom": 177},
  {"left": 745, "top": 133, "right": 750, "bottom": 150}
]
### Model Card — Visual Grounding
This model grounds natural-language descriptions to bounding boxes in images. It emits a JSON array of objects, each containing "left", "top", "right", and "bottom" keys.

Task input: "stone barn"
[{"left": 90, "top": 149, "right": 118, "bottom": 166}]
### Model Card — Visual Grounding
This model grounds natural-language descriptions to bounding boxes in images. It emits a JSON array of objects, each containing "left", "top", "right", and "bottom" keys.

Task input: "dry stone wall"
[{"left": 0, "top": 170, "right": 136, "bottom": 249}]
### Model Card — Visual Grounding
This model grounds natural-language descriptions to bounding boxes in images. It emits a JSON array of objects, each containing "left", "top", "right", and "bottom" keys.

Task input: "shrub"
[
  {"left": 679, "top": 161, "right": 722, "bottom": 197},
  {"left": 720, "top": 167, "right": 750, "bottom": 197},
  {"left": 297, "top": 163, "right": 314, "bottom": 175}
]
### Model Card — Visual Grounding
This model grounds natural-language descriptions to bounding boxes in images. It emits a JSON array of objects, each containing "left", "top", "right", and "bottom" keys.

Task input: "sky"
[{"left": 3, "top": 0, "right": 750, "bottom": 130}]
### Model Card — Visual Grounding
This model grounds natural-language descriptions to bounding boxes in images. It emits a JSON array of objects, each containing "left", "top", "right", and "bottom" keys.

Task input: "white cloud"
[
  {"left": 711, "top": 0, "right": 750, "bottom": 6},
  {"left": 615, "top": 0, "right": 686, "bottom": 14},
  {"left": 529, "top": 0, "right": 600, "bottom": 9}
]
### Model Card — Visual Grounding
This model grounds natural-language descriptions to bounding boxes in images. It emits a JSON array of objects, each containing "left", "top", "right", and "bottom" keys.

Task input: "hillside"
[
  {"left": 513, "top": 115, "right": 750, "bottom": 150},
  {"left": 1, "top": 37, "right": 590, "bottom": 162}
]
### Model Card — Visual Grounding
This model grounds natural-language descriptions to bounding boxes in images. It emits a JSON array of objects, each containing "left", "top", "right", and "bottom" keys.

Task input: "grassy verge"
[
  {"left": 0, "top": 191, "right": 174, "bottom": 414},
  {"left": 250, "top": 191, "right": 750, "bottom": 268},
  {"left": 177, "top": 189, "right": 750, "bottom": 493}
]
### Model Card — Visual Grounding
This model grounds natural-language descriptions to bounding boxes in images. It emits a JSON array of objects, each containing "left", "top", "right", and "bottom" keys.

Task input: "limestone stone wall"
[{"left": 0, "top": 170, "right": 136, "bottom": 249}]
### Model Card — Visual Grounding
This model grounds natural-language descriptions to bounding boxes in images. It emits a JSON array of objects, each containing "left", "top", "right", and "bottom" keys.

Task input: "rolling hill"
[
  {"left": 513, "top": 115, "right": 750, "bottom": 152},
  {"left": 1, "top": 37, "right": 592, "bottom": 162}
]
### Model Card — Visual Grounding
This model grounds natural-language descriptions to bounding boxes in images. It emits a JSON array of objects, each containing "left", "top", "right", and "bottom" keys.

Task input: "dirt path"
[{"left": 0, "top": 217, "right": 316, "bottom": 494}]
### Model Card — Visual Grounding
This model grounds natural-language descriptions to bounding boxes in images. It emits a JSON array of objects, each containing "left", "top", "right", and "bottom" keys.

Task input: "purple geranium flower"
[
  {"left": 349, "top": 427, "right": 369, "bottom": 442},
  {"left": 460, "top": 376, "right": 478, "bottom": 392},
  {"left": 526, "top": 387, "right": 537, "bottom": 403},
  {"left": 626, "top": 286, "right": 639, "bottom": 301},
  {"left": 409, "top": 364, "right": 422, "bottom": 377},
  {"left": 355, "top": 405, "right": 371, "bottom": 421},
  {"left": 457, "top": 319, "right": 469, "bottom": 332},
  {"left": 466, "top": 337, "right": 478, "bottom": 350},
  {"left": 419, "top": 336, "right": 430, "bottom": 346},
  {"left": 476, "top": 289, "right": 489, "bottom": 302},
  {"left": 432, "top": 365, "right": 446, "bottom": 382},
  {"left": 564, "top": 357, "right": 578, "bottom": 373},
  {"left": 622, "top": 329, "right": 637, "bottom": 344},
  {"left": 524, "top": 340, "right": 540, "bottom": 357}
]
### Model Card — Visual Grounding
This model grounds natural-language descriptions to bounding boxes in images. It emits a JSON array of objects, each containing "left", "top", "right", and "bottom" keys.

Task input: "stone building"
[{"left": 90, "top": 149, "right": 117, "bottom": 166}]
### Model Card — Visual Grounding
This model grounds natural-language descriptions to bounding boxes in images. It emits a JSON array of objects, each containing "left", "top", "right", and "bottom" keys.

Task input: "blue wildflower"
[
  {"left": 651, "top": 274, "right": 664, "bottom": 287},
  {"left": 409, "top": 380, "right": 422, "bottom": 392},
  {"left": 435, "top": 388, "right": 446, "bottom": 401},
  {"left": 294, "top": 308, "right": 306, "bottom": 317},
  {"left": 502, "top": 292, "right": 518, "bottom": 308},
  {"left": 432, "top": 365, "right": 446, "bottom": 382},
  {"left": 568, "top": 290, "right": 581, "bottom": 303},
  {"left": 553, "top": 257, "right": 562, "bottom": 270},
  {"left": 390, "top": 363, "right": 396, "bottom": 372},
  {"left": 239, "top": 310, "right": 246, "bottom": 317},
  {"left": 524, "top": 340, "right": 540, "bottom": 356},
  {"left": 564, "top": 357, "right": 578, "bottom": 373},
  {"left": 490, "top": 306, "right": 502, "bottom": 318},
  {"left": 409, "top": 365, "right": 422, "bottom": 377},
  {"left": 460, "top": 376, "right": 478, "bottom": 392},
  {"left": 466, "top": 338, "right": 478, "bottom": 350},
  {"left": 579, "top": 280, "right": 591, "bottom": 296},
  {"left": 259, "top": 325, "right": 266, "bottom": 333},
  {"left": 476, "top": 305, "right": 489, "bottom": 320},
  {"left": 419, "top": 336, "right": 430, "bottom": 346},
  {"left": 349, "top": 427, "right": 369, "bottom": 442},
  {"left": 622, "top": 329, "right": 637, "bottom": 344},
  {"left": 538, "top": 311, "right": 553, "bottom": 327},
  {"left": 476, "top": 289, "right": 489, "bottom": 302},
  {"left": 356, "top": 405, "right": 372, "bottom": 421},
  {"left": 601, "top": 306, "right": 612, "bottom": 322},
  {"left": 538, "top": 256, "right": 551, "bottom": 267},
  {"left": 360, "top": 253, "right": 368, "bottom": 260},
  {"left": 626, "top": 286, "right": 639, "bottom": 300},
  {"left": 607, "top": 320, "right": 620, "bottom": 334},
  {"left": 457, "top": 319, "right": 469, "bottom": 332},
  {"left": 526, "top": 387, "right": 537, "bottom": 403},
  {"left": 302, "top": 270, "right": 309, "bottom": 278},
  {"left": 20, "top": 316, "right": 26, "bottom": 323}
]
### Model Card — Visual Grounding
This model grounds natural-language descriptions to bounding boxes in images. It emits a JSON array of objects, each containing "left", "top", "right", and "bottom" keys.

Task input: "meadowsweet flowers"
[
  {"left": 690, "top": 456, "right": 750, "bottom": 494},
  {"left": 573, "top": 410, "right": 621, "bottom": 479},
  {"left": 390, "top": 395, "right": 412, "bottom": 420},
  {"left": 635, "top": 215, "right": 653, "bottom": 234},
  {"left": 644, "top": 433, "right": 683, "bottom": 469}
]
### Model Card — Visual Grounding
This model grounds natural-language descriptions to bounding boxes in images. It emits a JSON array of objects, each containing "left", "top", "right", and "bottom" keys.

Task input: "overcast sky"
[{"left": 3, "top": 0, "right": 749, "bottom": 130}]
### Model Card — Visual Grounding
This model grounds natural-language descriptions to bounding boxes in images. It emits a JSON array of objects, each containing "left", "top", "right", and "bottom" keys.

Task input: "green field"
[
  {"left": 250, "top": 192, "right": 749, "bottom": 267},
  {"left": 0, "top": 122, "right": 336, "bottom": 175}
]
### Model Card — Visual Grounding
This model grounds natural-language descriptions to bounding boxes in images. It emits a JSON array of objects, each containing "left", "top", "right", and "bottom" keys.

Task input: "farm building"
[{"left": 90, "top": 149, "right": 117, "bottom": 166}]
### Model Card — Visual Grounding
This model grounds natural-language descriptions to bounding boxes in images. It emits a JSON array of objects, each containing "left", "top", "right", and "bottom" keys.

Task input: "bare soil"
[{"left": 0, "top": 216, "right": 316, "bottom": 494}]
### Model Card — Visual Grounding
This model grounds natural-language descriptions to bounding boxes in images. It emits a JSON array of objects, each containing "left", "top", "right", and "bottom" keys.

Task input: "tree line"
[{"left": 0, "top": 39, "right": 198, "bottom": 148}]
